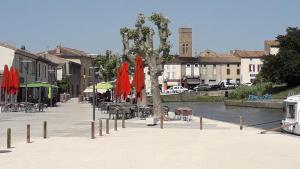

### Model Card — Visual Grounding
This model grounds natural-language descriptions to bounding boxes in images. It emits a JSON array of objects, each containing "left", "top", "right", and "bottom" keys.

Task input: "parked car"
[
  {"left": 166, "top": 86, "right": 188, "bottom": 94},
  {"left": 242, "top": 82, "right": 252, "bottom": 87},
  {"left": 193, "top": 84, "right": 211, "bottom": 91}
]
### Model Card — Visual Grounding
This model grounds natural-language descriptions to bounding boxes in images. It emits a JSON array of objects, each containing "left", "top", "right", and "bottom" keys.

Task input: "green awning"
[{"left": 20, "top": 82, "right": 58, "bottom": 88}]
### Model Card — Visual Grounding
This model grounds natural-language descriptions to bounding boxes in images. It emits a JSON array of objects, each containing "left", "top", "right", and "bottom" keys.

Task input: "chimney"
[
  {"left": 20, "top": 45, "right": 26, "bottom": 50},
  {"left": 56, "top": 45, "right": 61, "bottom": 54}
]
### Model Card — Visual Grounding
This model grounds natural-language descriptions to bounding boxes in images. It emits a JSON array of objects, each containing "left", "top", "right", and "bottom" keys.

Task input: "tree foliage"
[
  {"left": 260, "top": 27, "right": 300, "bottom": 87},
  {"left": 94, "top": 50, "right": 118, "bottom": 82}
]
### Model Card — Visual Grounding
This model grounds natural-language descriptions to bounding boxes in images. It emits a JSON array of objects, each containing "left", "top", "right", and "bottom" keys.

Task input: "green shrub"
[{"left": 229, "top": 82, "right": 272, "bottom": 99}]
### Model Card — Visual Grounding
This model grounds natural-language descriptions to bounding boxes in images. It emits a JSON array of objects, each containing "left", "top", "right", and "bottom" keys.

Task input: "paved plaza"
[{"left": 1, "top": 99, "right": 300, "bottom": 169}]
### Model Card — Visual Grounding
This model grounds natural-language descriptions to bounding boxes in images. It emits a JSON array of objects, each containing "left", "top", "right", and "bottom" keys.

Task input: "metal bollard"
[
  {"left": 240, "top": 116, "right": 243, "bottom": 130},
  {"left": 106, "top": 119, "right": 109, "bottom": 134},
  {"left": 122, "top": 114, "right": 125, "bottom": 128},
  {"left": 114, "top": 117, "right": 117, "bottom": 131},
  {"left": 99, "top": 119, "right": 102, "bottom": 136},
  {"left": 160, "top": 115, "right": 164, "bottom": 129},
  {"left": 7, "top": 128, "right": 11, "bottom": 149},
  {"left": 43, "top": 121, "right": 47, "bottom": 139},
  {"left": 91, "top": 121, "right": 95, "bottom": 139},
  {"left": 27, "top": 124, "right": 31, "bottom": 143},
  {"left": 200, "top": 116, "right": 203, "bottom": 130}
]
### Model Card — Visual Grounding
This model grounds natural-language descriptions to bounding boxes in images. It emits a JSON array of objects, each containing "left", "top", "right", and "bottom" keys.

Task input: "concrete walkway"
[{"left": 1, "top": 99, "right": 300, "bottom": 169}]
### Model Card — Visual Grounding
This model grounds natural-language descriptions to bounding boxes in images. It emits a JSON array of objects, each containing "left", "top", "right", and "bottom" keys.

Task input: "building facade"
[
  {"left": 199, "top": 51, "right": 241, "bottom": 85},
  {"left": 0, "top": 43, "right": 58, "bottom": 102},
  {"left": 264, "top": 40, "right": 280, "bottom": 55},
  {"left": 233, "top": 50, "right": 265, "bottom": 84},
  {"left": 46, "top": 45, "right": 93, "bottom": 97},
  {"left": 179, "top": 28, "right": 192, "bottom": 57}
]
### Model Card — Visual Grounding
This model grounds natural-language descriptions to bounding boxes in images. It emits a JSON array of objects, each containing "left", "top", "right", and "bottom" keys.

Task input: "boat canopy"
[{"left": 20, "top": 82, "right": 58, "bottom": 88}]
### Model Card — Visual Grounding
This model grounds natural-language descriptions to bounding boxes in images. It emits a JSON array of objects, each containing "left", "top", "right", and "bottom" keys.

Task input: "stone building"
[
  {"left": 232, "top": 50, "right": 265, "bottom": 84},
  {"left": 199, "top": 50, "right": 241, "bottom": 85},
  {"left": 46, "top": 46, "right": 93, "bottom": 97},
  {"left": 179, "top": 28, "right": 192, "bottom": 57},
  {"left": 264, "top": 40, "right": 280, "bottom": 55},
  {"left": 0, "top": 43, "right": 58, "bottom": 102}
]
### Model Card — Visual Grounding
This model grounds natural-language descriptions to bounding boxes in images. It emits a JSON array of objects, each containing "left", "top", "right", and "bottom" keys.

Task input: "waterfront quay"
[{"left": 1, "top": 99, "right": 299, "bottom": 169}]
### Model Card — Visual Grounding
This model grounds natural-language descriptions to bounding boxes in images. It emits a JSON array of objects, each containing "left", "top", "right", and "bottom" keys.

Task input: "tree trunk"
[{"left": 148, "top": 57, "right": 163, "bottom": 117}]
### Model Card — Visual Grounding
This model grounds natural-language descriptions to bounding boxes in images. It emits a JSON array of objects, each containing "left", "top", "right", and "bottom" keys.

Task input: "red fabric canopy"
[
  {"left": 9, "top": 66, "right": 16, "bottom": 95},
  {"left": 14, "top": 69, "right": 20, "bottom": 93},
  {"left": 132, "top": 55, "right": 145, "bottom": 101},
  {"left": 115, "top": 66, "right": 122, "bottom": 99},
  {"left": 1, "top": 65, "right": 10, "bottom": 94},
  {"left": 121, "top": 62, "right": 131, "bottom": 100}
]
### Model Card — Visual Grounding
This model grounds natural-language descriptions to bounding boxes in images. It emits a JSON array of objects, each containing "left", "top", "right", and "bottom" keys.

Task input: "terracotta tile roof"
[
  {"left": 37, "top": 52, "right": 68, "bottom": 65},
  {"left": 233, "top": 50, "right": 265, "bottom": 58},
  {"left": 265, "top": 40, "right": 280, "bottom": 47},
  {"left": 167, "top": 56, "right": 199, "bottom": 64},
  {"left": 199, "top": 53, "right": 240, "bottom": 63},
  {"left": 0, "top": 42, "right": 38, "bottom": 59},
  {"left": 47, "top": 46, "right": 89, "bottom": 57}
]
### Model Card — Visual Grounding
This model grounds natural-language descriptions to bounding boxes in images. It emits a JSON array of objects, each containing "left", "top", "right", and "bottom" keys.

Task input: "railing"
[{"left": 248, "top": 94, "right": 272, "bottom": 101}]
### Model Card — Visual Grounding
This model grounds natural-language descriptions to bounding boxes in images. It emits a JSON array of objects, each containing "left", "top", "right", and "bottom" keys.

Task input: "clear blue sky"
[{"left": 0, "top": 0, "right": 299, "bottom": 55}]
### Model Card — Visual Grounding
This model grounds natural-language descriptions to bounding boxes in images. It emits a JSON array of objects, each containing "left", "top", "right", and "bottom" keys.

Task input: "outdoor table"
[{"left": 175, "top": 107, "right": 193, "bottom": 121}]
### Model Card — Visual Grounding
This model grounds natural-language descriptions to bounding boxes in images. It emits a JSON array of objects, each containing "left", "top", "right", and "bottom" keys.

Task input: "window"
[
  {"left": 186, "top": 64, "right": 191, "bottom": 68},
  {"left": 38, "top": 63, "right": 41, "bottom": 77},
  {"left": 227, "top": 64, "right": 230, "bottom": 67},
  {"left": 44, "top": 65, "right": 47, "bottom": 78},
  {"left": 32, "top": 61, "right": 36, "bottom": 75},
  {"left": 237, "top": 64, "right": 240, "bottom": 67},
  {"left": 249, "top": 64, "right": 252, "bottom": 72},
  {"left": 203, "top": 64, "right": 206, "bottom": 68},
  {"left": 257, "top": 65, "right": 261, "bottom": 72},
  {"left": 195, "top": 64, "right": 199, "bottom": 67},
  {"left": 237, "top": 69, "right": 240, "bottom": 75},
  {"left": 19, "top": 58, "right": 23, "bottom": 73},
  {"left": 253, "top": 64, "right": 255, "bottom": 72},
  {"left": 213, "top": 64, "right": 216, "bottom": 68},
  {"left": 227, "top": 69, "right": 230, "bottom": 75}
]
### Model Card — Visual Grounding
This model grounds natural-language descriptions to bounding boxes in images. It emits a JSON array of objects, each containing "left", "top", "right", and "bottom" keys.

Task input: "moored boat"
[{"left": 282, "top": 95, "right": 300, "bottom": 135}]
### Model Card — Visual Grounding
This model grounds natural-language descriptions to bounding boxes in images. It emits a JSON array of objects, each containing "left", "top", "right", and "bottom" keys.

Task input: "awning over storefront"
[
  {"left": 167, "top": 81, "right": 179, "bottom": 86},
  {"left": 186, "top": 78, "right": 200, "bottom": 85},
  {"left": 20, "top": 82, "right": 58, "bottom": 88}
]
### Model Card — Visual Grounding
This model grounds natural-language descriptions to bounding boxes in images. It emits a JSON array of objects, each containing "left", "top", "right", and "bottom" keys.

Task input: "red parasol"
[
  {"left": 121, "top": 62, "right": 131, "bottom": 100},
  {"left": 1, "top": 65, "right": 10, "bottom": 94},
  {"left": 115, "top": 66, "right": 122, "bottom": 99},
  {"left": 9, "top": 66, "right": 16, "bottom": 95},
  {"left": 14, "top": 69, "right": 20, "bottom": 94},
  {"left": 132, "top": 55, "right": 145, "bottom": 101}
]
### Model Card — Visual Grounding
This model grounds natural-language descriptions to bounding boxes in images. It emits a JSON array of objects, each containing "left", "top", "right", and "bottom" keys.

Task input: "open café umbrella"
[
  {"left": 121, "top": 62, "right": 131, "bottom": 100},
  {"left": 115, "top": 66, "right": 122, "bottom": 99},
  {"left": 96, "top": 82, "right": 113, "bottom": 90},
  {"left": 132, "top": 55, "right": 145, "bottom": 101},
  {"left": 9, "top": 66, "right": 16, "bottom": 95},
  {"left": 1, "top": 65, "right": 10, "bottom": 94}
]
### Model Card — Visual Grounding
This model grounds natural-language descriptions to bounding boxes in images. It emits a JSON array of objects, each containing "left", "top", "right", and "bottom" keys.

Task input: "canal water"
[{"left": 164, "top": 102, "right": 284, "bottom": 130}]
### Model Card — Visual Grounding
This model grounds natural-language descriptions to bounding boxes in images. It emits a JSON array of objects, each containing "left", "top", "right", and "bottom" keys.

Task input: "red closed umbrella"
[
  {"left": 1, "top": 65, "right": 10, "bottom": 94},
  {"left": 9, "top": 66, "right": 16, "bottom": 95},
  {"left": 115, "top": 66, "right": 122, "bottom": 99},
  {"left": 132, "top": 55, "right": 145, "bottom": 101},
  {"left": 121, "top": 62, "right": 131, "bottom": 100}
]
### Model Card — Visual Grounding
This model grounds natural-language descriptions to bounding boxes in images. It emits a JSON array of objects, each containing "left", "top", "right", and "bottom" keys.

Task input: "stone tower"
[{"left": 179, "top": 27, "right": 192, "bottom": 57}]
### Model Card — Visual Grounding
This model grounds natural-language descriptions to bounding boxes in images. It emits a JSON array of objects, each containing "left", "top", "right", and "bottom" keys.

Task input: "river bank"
[{"left": 224, "top": 99, "right": 283, "bottom": 109}]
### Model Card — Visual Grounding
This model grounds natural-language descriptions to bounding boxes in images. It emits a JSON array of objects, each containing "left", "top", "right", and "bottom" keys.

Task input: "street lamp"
[
  {"left": 21, "top": 60, "right": 32, "bottom": 105},
  {"left": 48, "top": 69, "right": 56, "bottom": 107},
  {"left": 89, "top": 66, "right": 98, "bottom": 121}
]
